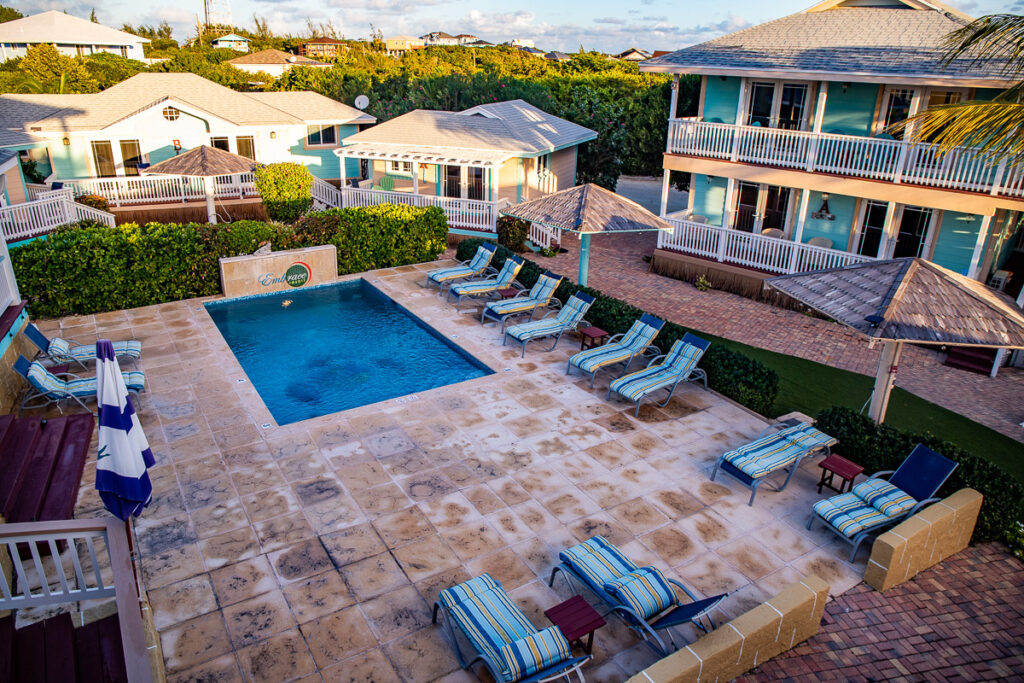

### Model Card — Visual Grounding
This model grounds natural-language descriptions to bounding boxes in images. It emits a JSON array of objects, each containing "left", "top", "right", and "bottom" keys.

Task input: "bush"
[
  {"left": 11, "top": 207, "right": 448, "bottom": 317},
  {"left": 75, "top": 194, "right": 109, "bottom": 212},
  {"left": 814, "top": 406, "right": 1024, "bottom": 544},
  {"left": 455, "top": 237, "right": 780, "bottom": 415},
  {"left": 496, "top": 216, "right": 530, "bottom": 252},
  {"left": 253, "top": 162, "right": 314, "bottom": 222}
]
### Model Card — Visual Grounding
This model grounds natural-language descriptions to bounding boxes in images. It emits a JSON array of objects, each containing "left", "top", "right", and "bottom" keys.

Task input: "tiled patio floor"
[{"left": 40, "top": 262, "right": 865, "bottom": 682}]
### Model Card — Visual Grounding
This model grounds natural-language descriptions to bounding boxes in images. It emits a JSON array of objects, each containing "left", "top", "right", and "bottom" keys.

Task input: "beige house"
[
  {"left": 227, "top": 49, "right": 330, "bottom": 79},
  {"left": 384, "top": 36, "right": 424, "bottom": 56}
]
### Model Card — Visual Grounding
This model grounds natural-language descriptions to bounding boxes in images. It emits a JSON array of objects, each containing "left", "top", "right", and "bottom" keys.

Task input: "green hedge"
[
  {"left": 456, "top": 238, "right": 779, "bottom": 414},
  {"left": 814, "top": 406, "right": 1024, "bottom": 544},
  {"left": 12, "top": 206, "right": 448, "bottom": 317},
  {"left": 253, "top": 162, "right": 314, "bottom": 222}
]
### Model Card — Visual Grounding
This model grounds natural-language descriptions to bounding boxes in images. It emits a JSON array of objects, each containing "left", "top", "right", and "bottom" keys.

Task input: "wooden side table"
[
  {"left": 544, "top": 595, "right": 605, "bottom": 654},
  {"left": 578, "top": 326, "right": 609, "bottom": 351},
  {"left": 817, "top": 453, "right": 864, "bottom": 494},
  {"left": 497, "top": 288, "right": 520, "bottom": 299}
]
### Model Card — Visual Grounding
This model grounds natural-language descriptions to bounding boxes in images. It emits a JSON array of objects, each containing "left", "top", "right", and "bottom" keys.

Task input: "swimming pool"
[{"left": 205, "top": 280, "right": 492, "bottom": 425}]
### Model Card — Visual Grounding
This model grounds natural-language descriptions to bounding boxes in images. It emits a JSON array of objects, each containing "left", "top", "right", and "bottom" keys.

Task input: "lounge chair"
[
  {"left": 711, "top": 419, "right": 837, "bottom": 505},
  {"left": 432, "top": 573, "right": 589, "bottom": 683},
  {"left": 567, "top": 314, "right": 664, "bottom": 388},
  {"left": 14, "top": 356, "right": 145, "bottom": 414},
  {"left": 447, "top": 256, "right": 525, "bottom": 312},
  {"left": 503, "top": 292, "right": 595, "bottom": 357},
  {"left": 808, "top": 444, "right": 957, "bottom": 561},
  {"left": 425, "top": 243, "right": 497, "bottom": 293},
  {"left": 24, "top": 322, "right": 141, "bottom": 369},
  {"left": 607, "top": 333, "right": 709, "bottom": 416},
  {"left": 480, "top": 272, "right": 563, "bottom": 332},
  {"left": 549, "top": 536, "right": 726, "bottom": 657}
]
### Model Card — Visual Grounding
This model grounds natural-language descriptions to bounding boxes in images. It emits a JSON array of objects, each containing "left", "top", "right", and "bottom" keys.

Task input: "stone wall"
[
  {"left": 0, "top": 315, "right": 36, "bottom": 414},
  {"left": 219, "top": 245, "right": 337, "bottom": 298},
  {"left": 627, "top": 575, "right": 830, "bottom": 683},
  {"left": 865, "top": 488, "right": 983, "bottom": 592}
]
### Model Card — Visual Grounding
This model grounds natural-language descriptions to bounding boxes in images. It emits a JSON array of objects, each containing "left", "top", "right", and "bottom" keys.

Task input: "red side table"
[
  {"left": 544, "top": 595, "right": 605, "bottom": 654},
  {"left": 578, "top": 326, "right": 609, "bottom": 351},
  {"left": 817, "top": 453, "right": 864, "bottom": 494},
  {"left": 497, "top": 288, "right": 520, "bottom": 299}
]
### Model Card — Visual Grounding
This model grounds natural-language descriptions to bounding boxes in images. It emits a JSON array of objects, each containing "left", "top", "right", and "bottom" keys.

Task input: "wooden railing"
[
  {"left": 336, "top": 187, "right": 501, "bottom": 232},
  {"left": 0, "top": 194, "right": 116, "bottom": 243},
  {"left": 667, "top": 118, "right": 1020, "bottom": 198},
  {"left": 0, "top": 518, "right": 153, "bottom": 682},
  {"left": 62, "top": 173, "right": 257, "bottom": 207},
  {"left": 658, "top": 216, "right": 875, "bottom": 274}
]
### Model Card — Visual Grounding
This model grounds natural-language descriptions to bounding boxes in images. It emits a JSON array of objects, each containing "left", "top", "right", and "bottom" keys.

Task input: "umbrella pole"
[
  {"left": 868, "top": 340, "right": 902, "bottom": 423},
  {"left": 204, "top": 176, "right": 217, "bottom": 224},
  {"left": 578, "top": 233, "right": 591, "bottom": 287}
]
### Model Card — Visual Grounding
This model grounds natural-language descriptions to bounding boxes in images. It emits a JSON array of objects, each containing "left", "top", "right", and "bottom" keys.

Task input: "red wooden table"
[
  {"left": 544, "top": 595, "right": 605, "bottom": 654},
  {"left": 817, "top": 453, "right": 864, "bottom": 494},
  {"left": 578, "top": 326, "right": 609, "bottom": 351},
  {"left": 497, "top": 288, "right": 520, "bottom": 299}
]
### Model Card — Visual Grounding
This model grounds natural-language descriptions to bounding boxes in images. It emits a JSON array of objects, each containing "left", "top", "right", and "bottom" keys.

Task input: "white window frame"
[
  {"left": 306, "top": 124, "right": 337, "bottom": 147},
  {"left": 743, "top": 80, "right": 813, "bottom": 130},
  {"left": 386, "top": 160, "right": 413, "bottom": 176}
]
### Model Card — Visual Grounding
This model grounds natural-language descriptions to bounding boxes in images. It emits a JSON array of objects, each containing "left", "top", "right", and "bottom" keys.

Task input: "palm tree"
[{"left": 894, "top": 14, "right": 1024, "bottom": 164}]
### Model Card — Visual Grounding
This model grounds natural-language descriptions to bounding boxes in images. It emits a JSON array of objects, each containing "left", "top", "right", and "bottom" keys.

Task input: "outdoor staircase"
[{"left": 943, "top": 347, "right": 998, "bottom": 375}]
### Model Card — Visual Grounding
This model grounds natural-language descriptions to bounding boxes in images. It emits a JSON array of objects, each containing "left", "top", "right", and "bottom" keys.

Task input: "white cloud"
[{"left": 594, "top": 17, "right": 626, "bottom": 25}]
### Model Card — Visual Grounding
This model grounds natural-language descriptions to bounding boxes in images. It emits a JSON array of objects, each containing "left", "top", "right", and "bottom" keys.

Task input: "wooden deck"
[{"left": 0, "top": 613, "right": 127, "bottom": 682}]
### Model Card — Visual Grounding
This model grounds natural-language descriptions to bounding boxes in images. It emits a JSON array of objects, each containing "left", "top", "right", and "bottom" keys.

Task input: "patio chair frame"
[
  {"left": 710, "top": 419, "right": 834, "bottom": 506},
  {"left": 607, "top": 332, "right": 710, "bottom": 416},
  {"left": 566, "top": 314, "right": 664, "bottom": 389},
  {"left": 431, "top": 599, "right": 589, "bottom": 683},
  {"left": 23, "top": 322, "right": 140, "bottom": 370},
  {"left": 480, "top": 271, "right": 564, "bottom": 332},
  {"left": 12, "top": 355, "right": 142, "bottom": 416},
  {"left": 806, "top": 444, "right": 958, "bottom": 562},
  {"left": 425, "top": 243, "right": 498, "bottom": 294},
  {"left": 502, "top": 292, "right": 596, "bottom": 358},
  {"left": 548, "top": 561, "right": 725, "bottom": 658},
  {"left": 447, "top": 256, "right": 527, "bottom": 313}
]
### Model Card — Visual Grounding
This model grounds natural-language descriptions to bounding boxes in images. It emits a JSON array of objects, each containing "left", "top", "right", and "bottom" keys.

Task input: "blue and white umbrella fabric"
[{"left": 95, "top": 339, "right": 154, "bottom": 520}]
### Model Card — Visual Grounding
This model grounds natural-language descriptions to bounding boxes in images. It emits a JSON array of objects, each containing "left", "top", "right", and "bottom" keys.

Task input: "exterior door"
[
  {"left": 746, "top": 82, "right": 775, "bottom": 127},
  {"left": 892, "top": 206, "right": 933, "bottom": 258},
  {"left": 733, "top": 181, "right": 759, "bottom": 232},
  {"left": 880, "top": 88, "right": 916, "bottom": 138},
  {"left": 119, "top": 140, "right": 142, "bottom": 176},
  {"left": 90, "top": 141, "right": 116, "bottom": 177},
  {"left": 235, "top": 136, "right": 256, "bottom": 160},
  {"left": 443, "top": 165, "right": 461, "bottom": 198},
  {"left": 858, "top": 200, "right": 889, "bottom": 257},
  {"left": 467, "top": 168, "right": 484, "bottom": 200},
  {"left": 761, "top": 186, "right": 791, "bottom": 231},
  {"left": 777, "top": 84, "right": 808, "bottom": 130}
]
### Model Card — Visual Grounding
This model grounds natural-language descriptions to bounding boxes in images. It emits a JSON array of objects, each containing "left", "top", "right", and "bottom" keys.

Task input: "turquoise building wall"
[
  {"left": 702, "top": 77, "right": 742, "bottom": 124},
  {"left": 798, "top": 191, "right": 858, "bottom": 247},
  {"left": 287, "top": 124, "right": 359, "bottom": 180},
  {"left": 931, "top": 211, "right": 982, "bottom": 275},
  {"left": 819, "top": 82, "right": 878, "bottom": 136},
  {"left": 691, "top": 175, "right": 729, "bottom": 225}
]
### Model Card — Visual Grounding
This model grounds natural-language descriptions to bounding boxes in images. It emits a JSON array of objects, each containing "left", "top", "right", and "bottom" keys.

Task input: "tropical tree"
[
  {"left": 897, "top": 14, "right": 1024, "bottom": 163},
  {"left": 0, "top": 5, "right": 22, "bottom": 23}
]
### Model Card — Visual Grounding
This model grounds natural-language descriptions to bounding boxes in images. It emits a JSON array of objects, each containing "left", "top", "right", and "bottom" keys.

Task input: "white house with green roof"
[{"left": 643, "top": 0, "right": 1024, "bottom": 290}]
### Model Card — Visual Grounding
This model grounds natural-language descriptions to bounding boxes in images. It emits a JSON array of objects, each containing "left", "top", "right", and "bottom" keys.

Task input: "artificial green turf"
[{"left": 698, "top": 332, "right": 1024, "bottom": 483}]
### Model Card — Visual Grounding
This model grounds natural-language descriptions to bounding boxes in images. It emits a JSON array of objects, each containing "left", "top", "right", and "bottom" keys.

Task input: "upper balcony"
[{"left": 666, "top": 118, "right": 1024, "bottom": 200}]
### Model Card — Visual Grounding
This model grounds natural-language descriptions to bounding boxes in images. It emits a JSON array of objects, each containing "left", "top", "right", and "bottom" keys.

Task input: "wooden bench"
[{"left": 0, "top": 414, "right": 94, "bottom": 524}]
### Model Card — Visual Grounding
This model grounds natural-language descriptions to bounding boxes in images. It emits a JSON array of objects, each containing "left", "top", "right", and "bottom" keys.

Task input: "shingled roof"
[
  {"left": 642, "top": 0, "right": 1013, "bottom": 86},
  {"left": 765, "top": 258, "right": 1024, "bottom": 348},
  {"left": 227, "top": 49, "right": 325, "bottom": 66},
  {"left": 145, "top": 145, "right": 258, "bottom": 177},
  {"left": 501, "top": 184, "right": 673, "bottom": 235}
]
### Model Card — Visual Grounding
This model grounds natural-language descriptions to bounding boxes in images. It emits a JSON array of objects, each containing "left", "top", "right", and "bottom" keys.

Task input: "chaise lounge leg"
[{"left": 747, "top": 482, "right": 759, "bottom": 506}]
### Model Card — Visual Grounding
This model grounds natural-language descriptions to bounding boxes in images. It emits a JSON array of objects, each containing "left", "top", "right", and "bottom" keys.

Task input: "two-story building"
[
  {"left": 0, "top": 11, "right": 148, "bottom": 61},
  {"left": 210, "top": 33, "right": 250, "bottom": 52},
  {"left": 299, "top": 38, "right": 347, "bottom": 59},
  {"left": 642, "top": 0, "right": 1024, "bottom": 291}
]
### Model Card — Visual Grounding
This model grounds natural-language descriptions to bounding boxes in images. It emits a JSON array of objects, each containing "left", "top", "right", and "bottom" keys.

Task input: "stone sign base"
[{"left": 219, "top": 245, "right": 337, "bottom": 298}]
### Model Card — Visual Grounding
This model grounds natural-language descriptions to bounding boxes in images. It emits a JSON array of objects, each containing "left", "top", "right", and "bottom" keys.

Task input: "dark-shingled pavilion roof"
[
  {"left": 501, "top": 184, "right": 673, "bottom": 234},
  {"left": 766, "top": 258, "right": 1024, "bottom": 348},
  {"left": 145, "top": 145, "right": 259, "bottom": 177}
]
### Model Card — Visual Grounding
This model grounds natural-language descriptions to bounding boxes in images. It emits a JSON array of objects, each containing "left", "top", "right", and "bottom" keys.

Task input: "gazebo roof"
[
  {"left": 501, "top": 184, "right": 673, "bottom": 234},
  {"left": 766, "top": 258, "right": 1024, "bottom": 348},
  {"left": 145, "top": 145, "right": 258, "bottom": 177}
]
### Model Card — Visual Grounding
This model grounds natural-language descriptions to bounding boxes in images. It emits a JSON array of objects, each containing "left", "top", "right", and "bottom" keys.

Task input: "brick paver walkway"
[
  {"left": 739, "top": 543, "right": 1024, "bottom": 682},
  {"left": 497, "top": 231, "right": 1024, "bottom": 442}
]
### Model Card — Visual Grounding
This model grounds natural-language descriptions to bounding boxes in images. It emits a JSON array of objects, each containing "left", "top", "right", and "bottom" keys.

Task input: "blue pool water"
[{"left": 205, "top": 280, "right": 492, "bottom": 425}]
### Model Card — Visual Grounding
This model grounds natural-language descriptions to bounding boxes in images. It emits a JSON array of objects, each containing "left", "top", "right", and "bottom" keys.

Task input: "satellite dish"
[{"left": 354, "top": 95, "right": 370, "bottom": 110}]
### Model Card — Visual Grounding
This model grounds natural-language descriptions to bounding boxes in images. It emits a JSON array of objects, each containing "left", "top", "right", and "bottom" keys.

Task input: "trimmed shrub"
[
  {"left": 11, "top": 207, "right": 448, "bottom": 317},
  {"left": 75, "top": 194, "right": 109, "bottom": 212},
  {"left": 455, "top": 238, "right": 780, "bottom": 415},
  {"left": 253, "top": 162, "right": 314, "bottom": 222},
  {"left": 814, "top": 406, "right": 1024, "bottom": 544},
  {"left": 496, "top": 216, "right": 530, "bottom": 252}
]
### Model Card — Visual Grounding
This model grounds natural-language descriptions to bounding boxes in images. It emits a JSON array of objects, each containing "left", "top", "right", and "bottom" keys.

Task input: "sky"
[{"left": 11, "top": 0, "right": 1008, "bottom": 53}]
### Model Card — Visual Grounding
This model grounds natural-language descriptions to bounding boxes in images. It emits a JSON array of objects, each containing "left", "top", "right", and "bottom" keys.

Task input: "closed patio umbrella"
[
  {"left": 500, "top": 184, "right": 674, "bottom": 286},
  {"left": 145, "top": 145, "right": 259, "bottom": 225},
  {"left": 766, "top": 258, "right": 1024, "bottom": 423},
  {"left": 95, "top": 339, "right": 154, "bottom": 521}
]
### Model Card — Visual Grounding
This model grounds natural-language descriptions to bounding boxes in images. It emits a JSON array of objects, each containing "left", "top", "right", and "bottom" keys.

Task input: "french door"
[
  {"left": 90, "top": 141, "right": 116, "bottom": 177},
  {"left": 857, "top": 201, "right": 935, "bottom": 258},
  {"left": 745, "top": 81, "right": 810, "bottom": 130},
  {"left": 443, "top": 165, "right": 461, "bottom": 198},
  {"left": 733, "top": 182, "right": 792, "bottom": 233},
  {"left": 119, "top": 140, "right": 142, "bottom": 176}
]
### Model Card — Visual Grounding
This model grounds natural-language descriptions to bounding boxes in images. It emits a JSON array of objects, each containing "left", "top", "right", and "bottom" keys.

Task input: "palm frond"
[
  {"left": 942, "top": 14, "right": 1024, "bottom": 77},
  {"left": 892, "top": 101, "right": 1024, "bottom": 165}
]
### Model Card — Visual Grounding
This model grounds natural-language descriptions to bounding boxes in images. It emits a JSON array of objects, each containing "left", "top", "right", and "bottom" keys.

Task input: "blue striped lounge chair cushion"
[
  {"left": 54, "top": 339, "right": 143, "bottom": 362},
  {"left": 439, "top": 574, "right": 536, "bottom": 676},
  {"left": 27, "top": 361, "right": 70, "bottom": 397},
  {"left": 505, "top": 295, "right": 593, "bottom": 342},
  {"left": 570, "top": 319, "right": 660, "bottom": 374},
  {"left": 497, "top": 626, "right": 572, "bottom": 681},
  {"left": 609, "top": 340, "right": 703, "bottom": 401},
  {"left": 429, "top": 264, "right": 475, "bottom": 284},
  {"left": 527, "top": 274, "right": 561, "bottom": 305},
  {"left": 603, "top": 566, "right": 676, "bottom": 620},
  {"left": 778, "top": 422, "right": 837, "bottom": 451},
  {"left": 559, "top": 536, "right": 637, "bottom": 593},
  {"left": 452, "top": 279, "right": 501, "bottom": 297},
  {"left": 853, "top": 479, "right": 917, "bottom": 517},
  {"left": 723, "top": 432, "right": 805, "bottom": 479},
  {"left": 814, "top": 492, "right": 892, "bottom": 537},
  {"left": 26, "top": 362, "right": 145, "bottom": 398}
]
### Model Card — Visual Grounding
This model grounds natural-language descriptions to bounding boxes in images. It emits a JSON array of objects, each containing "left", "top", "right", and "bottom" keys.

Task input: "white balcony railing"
[
  {"left": 336, "top": 187, "right": 502, "bottom": 232},
  {"left": 62, "top": 173, "right": 257, "bottom": 207},
  {"left": 658, "top": 216, "right": 875, "bottom": 274},
  {"left": 1, "top": 194, "right": 116, "bottom": 243},
  {"left": 667, "top": 118, "right": 1021, "bottom": 198}
]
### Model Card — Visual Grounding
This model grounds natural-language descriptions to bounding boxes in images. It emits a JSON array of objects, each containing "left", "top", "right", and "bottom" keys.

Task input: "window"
[
  {"left": 90, "top": 141, "right": 116, "bottom": 177},
  {"left": 858, "top": 200, "right": 889, "bottom": 257},
  {"left": 119, "top": 46, "right": 128, "bottom": 58},
  {"left": 162, "top": 106, "right": 180, "bottom": 122},
  {"left": 468, "top": 167, "right": 484, "bottom": 200},
  {"left": 536, "top": 154, "right": 550, "bottom": 176},
  {"left": 119, "top": 140, "right": 143, "bottom": 176},
  {"left": 746, "top": 81, "right": 808, "bottom": 129},
  {"left": 882, "top": 89, "right": 915, "bottom": 138},
  {"left": 76, "top": 45, "right": 86, "bottom": 57},
  {"left": 306, "top": 124, "right": 337, "bottom": 146},
  {"left": 387, "top": 160, "right": 413, "bottom": 175},
  {"left": 210, "top": 137, "right": 230, "bottom": 152},
  {"left": 236, "top": 136, "right": 255, "bottom": 160}
]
